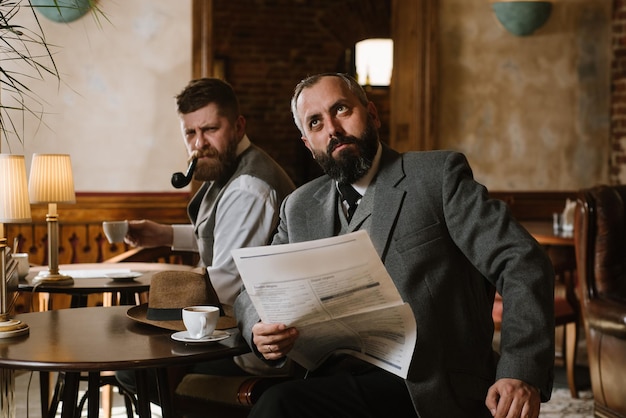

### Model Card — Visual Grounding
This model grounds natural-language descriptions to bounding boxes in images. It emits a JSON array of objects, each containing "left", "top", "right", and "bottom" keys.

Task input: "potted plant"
[{"left": 0, "top": 0, "right": 100, "bottom": 147}]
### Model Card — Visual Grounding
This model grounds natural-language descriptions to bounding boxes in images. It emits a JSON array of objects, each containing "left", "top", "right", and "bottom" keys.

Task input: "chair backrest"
[
  {"left": 575, "top": 185, "right": 626, "bottom": 304},
  {"left": 575, "top": 185, "right": 626, "bottom": 416}
]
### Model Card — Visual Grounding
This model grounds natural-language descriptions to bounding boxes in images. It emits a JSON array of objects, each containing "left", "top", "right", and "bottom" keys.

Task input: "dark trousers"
[{"left": 250, "top": 367, "right": 418, "bottom": 418}]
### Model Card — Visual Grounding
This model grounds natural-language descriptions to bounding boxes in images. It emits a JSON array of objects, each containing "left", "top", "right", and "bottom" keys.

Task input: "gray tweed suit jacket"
[{"left": 235, "top": 145, "right": 555, "bottom": 417}]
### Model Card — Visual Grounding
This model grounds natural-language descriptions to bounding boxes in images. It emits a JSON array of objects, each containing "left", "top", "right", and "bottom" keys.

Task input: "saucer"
[
  {"left": 0, "top": 325, "right": 29, "bottom": 339},
  {"left": 171, "top": 330, "right": 230, "bottom": 344},
  {"left": 105, "top": 271, "right": 142, "bottom": 281}
]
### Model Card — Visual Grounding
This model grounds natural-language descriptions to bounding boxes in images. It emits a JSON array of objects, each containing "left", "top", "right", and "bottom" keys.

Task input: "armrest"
[
  {"left": 236, "top": 376, "right": 293, "bottom": 405},
  {"left": 174, "top": 374, "right": 292, "bottom": 407},
  {"left": 585, "top": 298, "right": 626, "bottom": 339}
]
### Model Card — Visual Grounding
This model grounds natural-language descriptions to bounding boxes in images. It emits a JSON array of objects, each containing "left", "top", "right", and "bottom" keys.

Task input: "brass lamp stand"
[{"left": 28, "top": 154, "right": 76, "bottom": 285}]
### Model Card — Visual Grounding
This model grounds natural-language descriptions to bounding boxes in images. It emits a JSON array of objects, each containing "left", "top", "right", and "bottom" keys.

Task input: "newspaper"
[{"left": 232, "top": 230, "right": 417, "bottom": 378}]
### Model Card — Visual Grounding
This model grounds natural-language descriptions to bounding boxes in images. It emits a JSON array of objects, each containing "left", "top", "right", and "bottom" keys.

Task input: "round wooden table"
[
  {"left": 0, "top": 306, "right": 249, "bottom": 418},
  {"left": 521, "top": 221, "right": 574, "bottom": 246}
]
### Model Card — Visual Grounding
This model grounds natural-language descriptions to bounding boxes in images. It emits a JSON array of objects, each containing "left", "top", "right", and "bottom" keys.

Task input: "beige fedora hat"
[{"left": 126, "top": 270, "right": 237, "bottom": 331}]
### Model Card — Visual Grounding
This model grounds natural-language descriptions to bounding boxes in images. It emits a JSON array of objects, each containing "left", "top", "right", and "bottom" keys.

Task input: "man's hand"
[
  {"left": 124, "top": 220, "right": 173, "bottom": 248},
  {"left": 485, "top": 378, "right": 541, "bottom": 418},
  {"left": 252, "top": 322, "right": 299, "bottom": 360}
]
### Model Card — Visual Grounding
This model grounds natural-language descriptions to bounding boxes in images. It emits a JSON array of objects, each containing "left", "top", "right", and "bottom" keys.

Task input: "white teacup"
[
  {"left": 102, "top": 220, "right": 129, "bottom": 244},
  {"left": 182, "top": 306, "right": 220, "bottom": 339},
  {"left": 11, "top": 253, "right": 29, "bottom": 279}
]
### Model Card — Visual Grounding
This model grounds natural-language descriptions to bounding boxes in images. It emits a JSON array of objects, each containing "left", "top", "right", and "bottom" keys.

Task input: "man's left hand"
[
  {"left": 252, "top": 322, "right": 299, "bottom": 360},
  {"left": 485, "top": 378, "right": 541, "bottom": 418}
]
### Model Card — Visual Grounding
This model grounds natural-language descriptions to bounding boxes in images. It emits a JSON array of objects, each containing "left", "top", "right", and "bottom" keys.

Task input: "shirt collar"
[{"left": 236, "top": 134, "right": 251, "bottom": 157}]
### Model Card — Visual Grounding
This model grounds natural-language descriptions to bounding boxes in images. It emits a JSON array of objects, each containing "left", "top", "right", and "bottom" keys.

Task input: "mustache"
[
  {"left": 327, "top": 135, "right": 358, "bottom": 154},
  {"left": 192, "top": 147, "right": 219, "bottom": 160}
]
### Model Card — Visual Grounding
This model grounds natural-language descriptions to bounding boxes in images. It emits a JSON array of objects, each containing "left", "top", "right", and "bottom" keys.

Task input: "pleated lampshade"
[
  {"left": 0, "top": 154, "right": 32, "bottom": 223},
  {"left": 29, "top": 154, "right": 76, "bottom": 204}
]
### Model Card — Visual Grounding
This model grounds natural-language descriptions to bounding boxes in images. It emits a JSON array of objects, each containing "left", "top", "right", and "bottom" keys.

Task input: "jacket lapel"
[
  {"left": 370, "top": 146, "right": 405, "bottom": 260},
  {"left": 307, "top": 179, "right": 338, "bottom": 240}
]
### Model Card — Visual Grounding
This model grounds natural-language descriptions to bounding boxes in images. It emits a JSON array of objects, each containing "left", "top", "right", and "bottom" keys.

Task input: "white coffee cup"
[
  {"left": 11, "top": 253, "right": 29, "bottom": 279},
  {"left": 182, "top": 306, "right": 220, "bottom": 339},
  {"left": 102, "top": 220, "right": 129, "bottom": 244}
]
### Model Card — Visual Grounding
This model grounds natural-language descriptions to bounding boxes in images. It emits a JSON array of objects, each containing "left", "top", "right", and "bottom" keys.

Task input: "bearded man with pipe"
[{"left": 116, "top": 77, "right": 295, "bottom": 397}]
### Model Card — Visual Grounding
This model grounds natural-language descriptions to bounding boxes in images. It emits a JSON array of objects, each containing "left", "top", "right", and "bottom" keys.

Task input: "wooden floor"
[{"left": 541, "top": 388, "right": 593, "bottom": 417}]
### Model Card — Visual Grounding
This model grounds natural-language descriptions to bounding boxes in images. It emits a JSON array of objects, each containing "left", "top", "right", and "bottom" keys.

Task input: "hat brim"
[{"left": 127, "top": 304, "right": 237, "bottom": 331}]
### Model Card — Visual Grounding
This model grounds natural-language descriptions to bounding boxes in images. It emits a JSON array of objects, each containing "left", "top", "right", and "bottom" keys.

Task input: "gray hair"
[{"left": 290, "top": 73, "right": 369, "bottom": 135}]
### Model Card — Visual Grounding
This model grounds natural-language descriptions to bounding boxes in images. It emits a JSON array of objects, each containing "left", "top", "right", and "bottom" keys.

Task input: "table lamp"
[
  {"left": 28, "top": 153, "right": 76, "bottom": 285},
  {"left": 0, "top": 154, "right": 32, "bottom": 336}
]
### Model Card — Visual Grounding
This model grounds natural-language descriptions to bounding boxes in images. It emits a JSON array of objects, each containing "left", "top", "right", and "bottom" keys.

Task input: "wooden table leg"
[
  {"left": 39, "top": 371, "right": 50, "bottom": 418},
  {"left": 60, "top": 372, "right": 80, "bottom": 418},
  {"left": 45, "top": 372, "right": 65, "bottom": 418},
  {"left": 134, "top": 369, "right": 152, "bottom": 418},
  {"left": 0, "top": 369, "right": 16, "bottom": 418},
  {"left": 87, "top": 372, "right": 101, "bottom": 418},
  {"left": 156, "top": 367, "right": 173, "bottom": 418}
]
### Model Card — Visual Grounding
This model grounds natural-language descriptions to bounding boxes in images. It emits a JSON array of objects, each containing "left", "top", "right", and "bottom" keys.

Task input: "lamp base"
[
  {"left": 0, "top": 319, "right": 29, "bottom": 338},
  {"left": 32, "top": 271, "right": 74, "bottom": 286}
]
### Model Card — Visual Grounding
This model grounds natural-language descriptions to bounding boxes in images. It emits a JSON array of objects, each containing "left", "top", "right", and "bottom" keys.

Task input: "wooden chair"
[
  {"left": 574, "top": 185, "right": 626, "bottom": 417},
  {"left": 492, "top": 242, "right": 580, "bottom": 398}
]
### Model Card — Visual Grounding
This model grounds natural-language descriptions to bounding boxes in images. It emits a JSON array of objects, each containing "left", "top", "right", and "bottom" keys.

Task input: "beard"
[
  {"left": 193, "top": 139, "right": 238, "bottom": 182},
  {"left": 311, "top": 118, "right": 379, "bottom": 184}
]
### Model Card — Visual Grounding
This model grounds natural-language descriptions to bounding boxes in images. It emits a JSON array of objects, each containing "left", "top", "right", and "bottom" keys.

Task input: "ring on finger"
[{"left": 267, "top": 344, "right": 273, "bottom": 353}]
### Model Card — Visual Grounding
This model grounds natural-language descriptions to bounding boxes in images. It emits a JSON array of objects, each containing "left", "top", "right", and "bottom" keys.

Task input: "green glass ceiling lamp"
[
  {"left": 492, "top": 0, "right": 553, "bottom": 36},
  {"left": 31, "top": 0, "right": 93, "bottom": 23}
]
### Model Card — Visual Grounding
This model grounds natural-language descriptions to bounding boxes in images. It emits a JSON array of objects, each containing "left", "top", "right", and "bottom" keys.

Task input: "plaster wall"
[
  {"left": 438, "top": 0, "right": 611, "bottom": 190},
  {"left": 4, "top": 0, "right": 192, "bottom": 192}
]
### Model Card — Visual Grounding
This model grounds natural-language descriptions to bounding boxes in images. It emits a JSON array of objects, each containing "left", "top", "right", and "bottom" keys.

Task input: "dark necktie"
[{"left": 338, "top": 183, "right": 362, "bottom": 222}]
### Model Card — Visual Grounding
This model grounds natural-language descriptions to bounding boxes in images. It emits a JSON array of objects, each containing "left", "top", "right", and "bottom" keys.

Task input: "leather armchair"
[{"left": 575, "top": 185, "right": 626, "bottom": 418}]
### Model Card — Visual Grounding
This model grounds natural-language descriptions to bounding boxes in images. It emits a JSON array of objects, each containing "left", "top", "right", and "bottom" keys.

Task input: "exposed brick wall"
[
  {"left": 213, "top": 0, "right": 390, "bottom": 186},
  {"left": 611, "top": 0, "right": 626, "bottom": 184}
]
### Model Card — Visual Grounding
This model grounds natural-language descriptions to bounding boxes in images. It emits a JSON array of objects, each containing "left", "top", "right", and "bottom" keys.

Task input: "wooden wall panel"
[
  {"left": 4, "top": 189, "right": 574, "bottom": 267},
  {"left": 192, "top": 0, "right": 212, "bottom": 79},
  {"left": 5, "top": 193, "right": 191, "bottom": 266},
  {"left": 390, "top": 0, "right": 438, "bottom": 152}
]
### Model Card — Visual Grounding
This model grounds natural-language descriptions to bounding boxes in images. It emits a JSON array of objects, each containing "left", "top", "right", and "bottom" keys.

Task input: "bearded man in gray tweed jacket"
[{"left": 235, "top": 73, "right": 554, "bottom": 418}]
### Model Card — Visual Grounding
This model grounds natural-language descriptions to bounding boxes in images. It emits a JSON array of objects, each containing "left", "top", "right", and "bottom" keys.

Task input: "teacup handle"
[
  {"left": 189, "top": 317, "right": 206, "bottom": 339},
  {"left": 190, "top": 317, "right": 207, "bottom": 339}
]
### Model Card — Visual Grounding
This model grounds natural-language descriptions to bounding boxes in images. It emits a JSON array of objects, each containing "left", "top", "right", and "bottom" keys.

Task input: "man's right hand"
[
  {"left": 124, "top": 219, "right": 173, "bottom": 248},
  {"left": 252, "top": 322, "right": 299, "bottom": 360}
]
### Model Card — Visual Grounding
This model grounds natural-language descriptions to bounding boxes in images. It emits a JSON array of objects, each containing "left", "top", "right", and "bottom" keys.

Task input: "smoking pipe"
[{"left": 171, "top": 157, "right": 198, "bottom": 189}]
